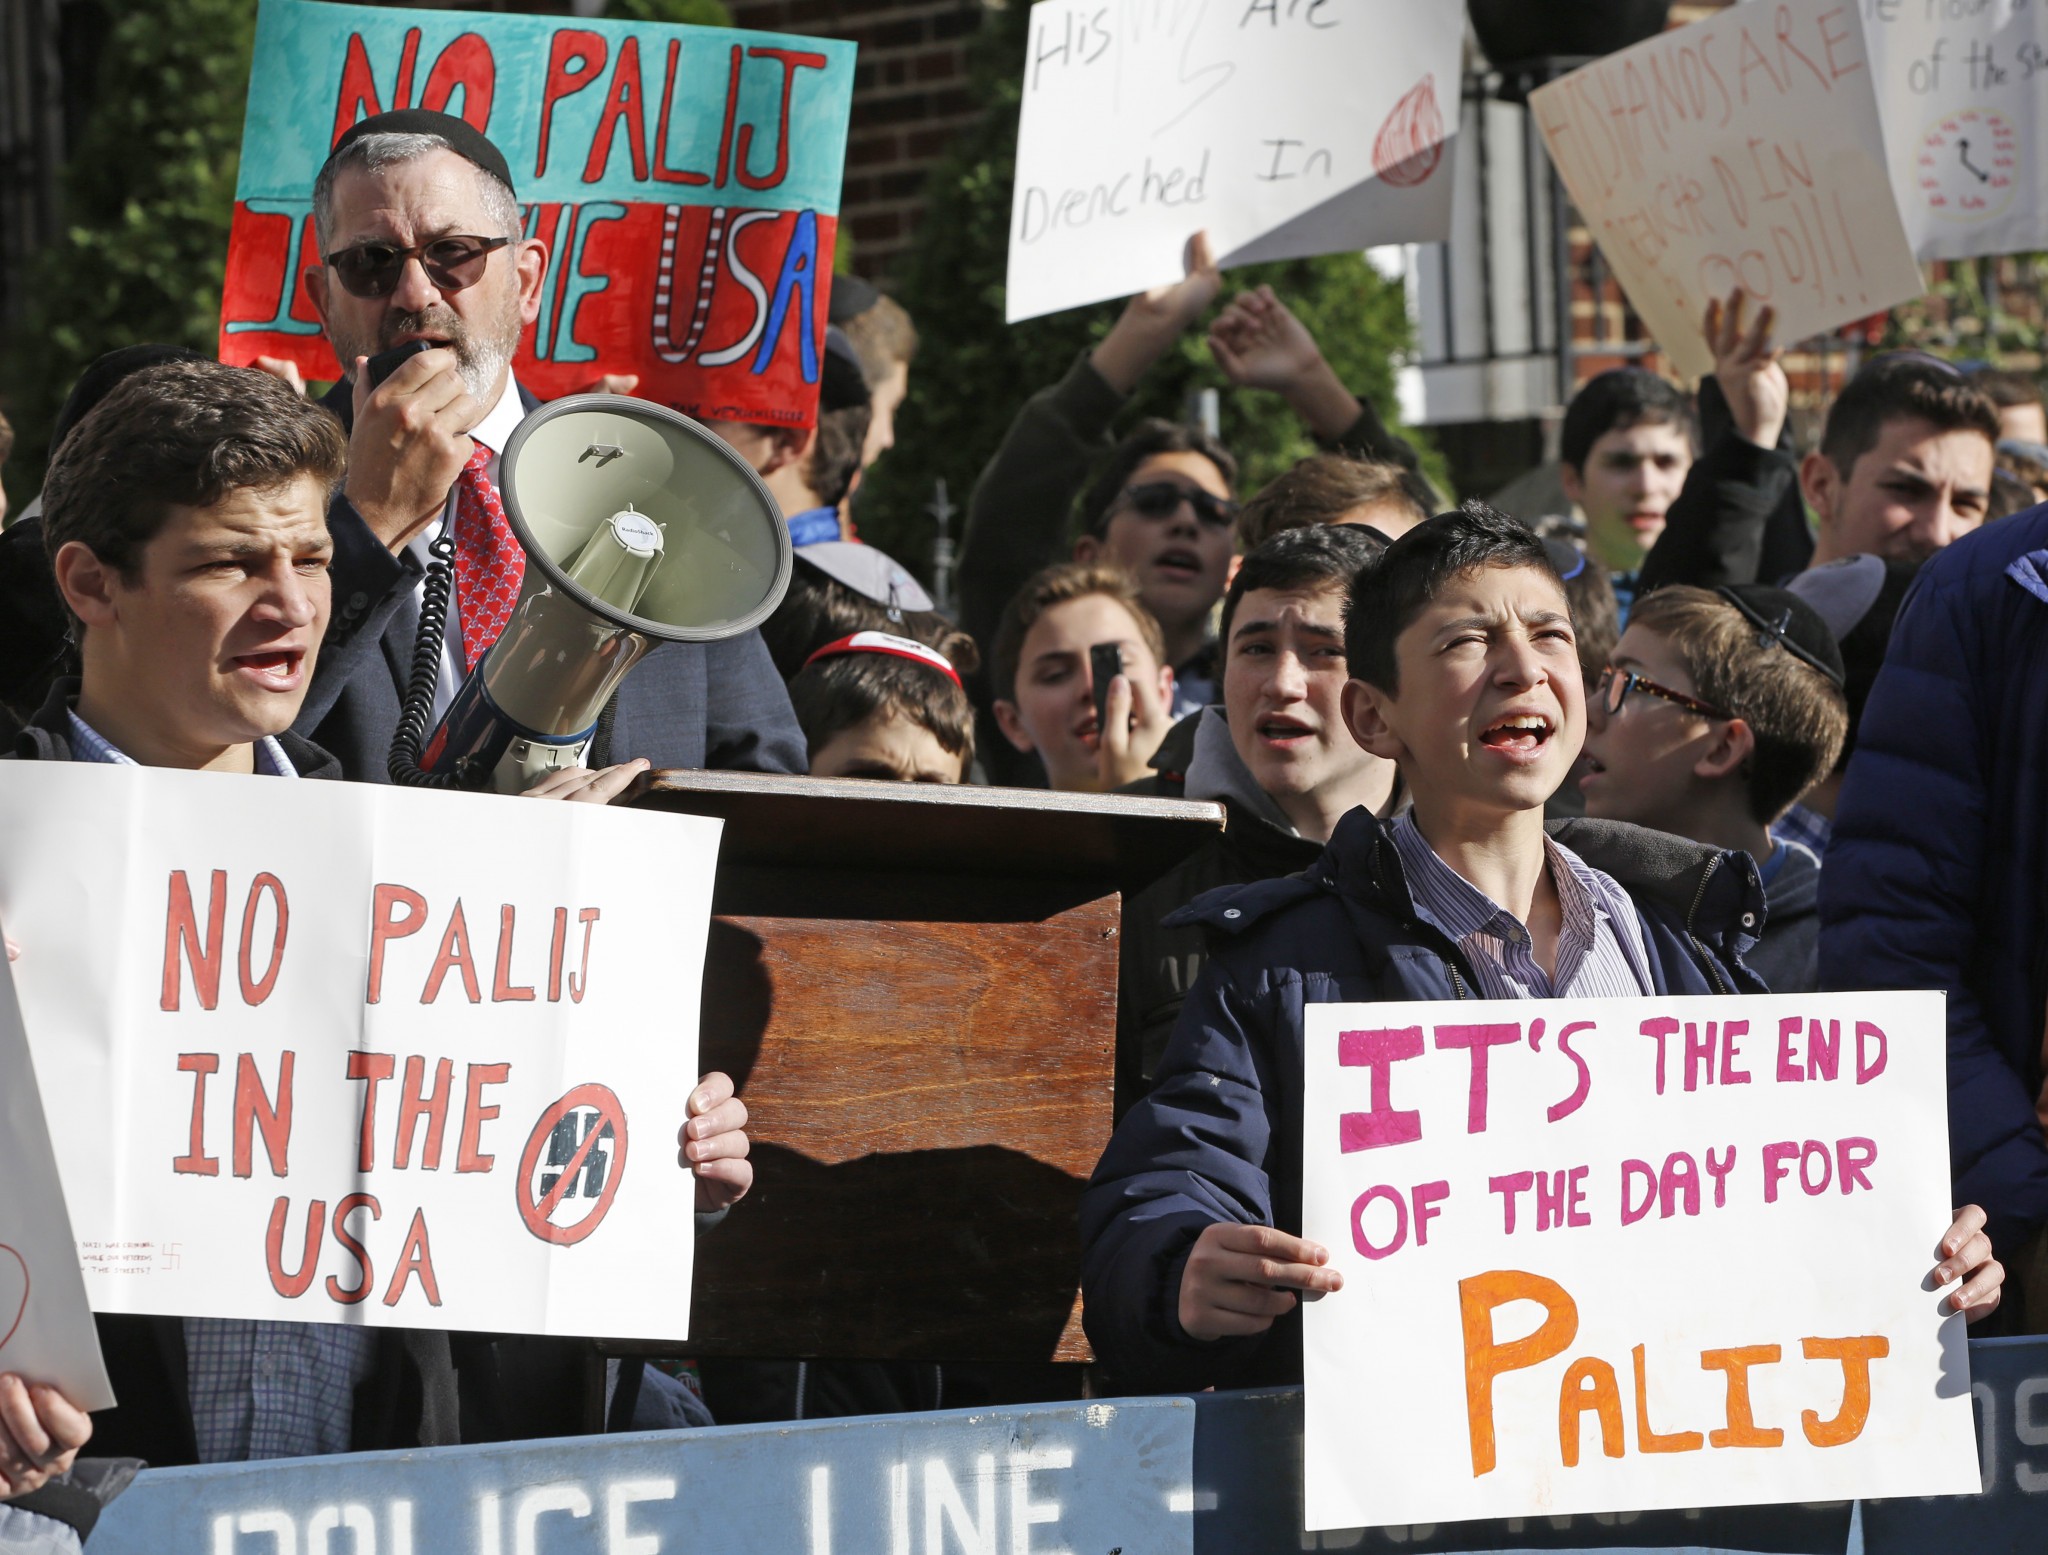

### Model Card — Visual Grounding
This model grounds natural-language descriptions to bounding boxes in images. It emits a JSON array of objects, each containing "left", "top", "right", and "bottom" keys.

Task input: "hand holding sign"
[
  {"left": 1178, "top": 1223, "right": 1341, "bottom": 1341},
  {"left": 0, "top": 1372, "right": 92, "bottom": 1501},
  {"left": 681, "top": 1070, "right": 751, "bottom": 1214},
  {"left": 1933, "top": 1204, "right": 2002, "bottom": 1322}
]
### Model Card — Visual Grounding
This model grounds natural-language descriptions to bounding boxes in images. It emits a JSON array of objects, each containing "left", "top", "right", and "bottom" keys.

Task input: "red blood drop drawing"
[
  {"left": 1374, "top": 75, "right": 1446, "bottom": 189},
  {"left": 0, "top": 1244, "right": 27, "bottom": 1353}
]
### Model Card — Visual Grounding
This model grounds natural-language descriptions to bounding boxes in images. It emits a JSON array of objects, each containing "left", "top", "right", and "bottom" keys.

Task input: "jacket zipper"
[{"left": 1683, "top": 854, "right": 1734, "bottom": 997}]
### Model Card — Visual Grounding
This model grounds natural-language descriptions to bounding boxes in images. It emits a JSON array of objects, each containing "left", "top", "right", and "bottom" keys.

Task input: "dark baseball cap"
[{"left": 324, "top": 109, "right": 515, "bottom": 196}]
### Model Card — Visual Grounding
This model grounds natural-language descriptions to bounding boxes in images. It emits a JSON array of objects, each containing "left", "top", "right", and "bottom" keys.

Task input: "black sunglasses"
[
  {"left": 1118, "top": 481, "right": 1239, "bottom": 531},
  {"left": 1595, "top": 665, "right": 1733, "bottom": 721},
  {"left": 323, "top": 234, "right": 513, "bottom": 299}
]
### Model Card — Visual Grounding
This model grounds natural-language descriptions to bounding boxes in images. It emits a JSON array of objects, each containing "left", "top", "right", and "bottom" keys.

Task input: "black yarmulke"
[
  {"left": 1714, "top": 584, "right": 1847, "bottom": 689},
  {"left": 325, "top": 110, "right": 515, "bottom": 196}
]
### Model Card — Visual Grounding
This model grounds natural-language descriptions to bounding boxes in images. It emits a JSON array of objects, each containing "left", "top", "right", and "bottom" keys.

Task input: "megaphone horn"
[{"left": 390, "top": 395, "right": 793, "bottom": 793}]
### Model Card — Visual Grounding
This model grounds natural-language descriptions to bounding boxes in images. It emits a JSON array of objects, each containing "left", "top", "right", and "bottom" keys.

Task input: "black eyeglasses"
[
  {"left": 322, "top": 234, "right": 513, "bottom": 299},
  {"left": 1117, "top": 481, "right": 1240, "bottom": 532},
  {"left": 1595, "top": 665, "right": 1733, "bottom": 721}
]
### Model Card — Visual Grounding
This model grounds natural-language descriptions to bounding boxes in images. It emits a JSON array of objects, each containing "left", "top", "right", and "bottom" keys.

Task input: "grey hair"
[{"left": 311, "top": 131, "right": 522, "bottom": 253}]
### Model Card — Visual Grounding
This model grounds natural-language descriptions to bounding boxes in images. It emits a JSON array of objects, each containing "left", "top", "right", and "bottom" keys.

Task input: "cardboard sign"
[
  {"left": 219, "top": 0, "right": 855, "bottom": 427},
  {"left": 0, "top": 763, "right": 721, "bottom": 1342},
  {"left": 1004, "top": 0, "right": 1464, "bottom": 322},
  {"left": 1531, "top": 0, "right": 1924, "bottom": 377},
  {"left": 0, "top": 947, "right": 114, "bottom": 1409},
  {"left": 1864, "top": 1, "right": 2046, "bottom": 259},
  {"left": 1299, "top": 992, "right": 1979, "bottom": 1529}
]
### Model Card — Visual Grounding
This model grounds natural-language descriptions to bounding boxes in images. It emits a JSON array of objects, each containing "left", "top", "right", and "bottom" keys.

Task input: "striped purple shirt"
[{"left": 1388, "top": 813, "right": 1654, "bottom": 999}]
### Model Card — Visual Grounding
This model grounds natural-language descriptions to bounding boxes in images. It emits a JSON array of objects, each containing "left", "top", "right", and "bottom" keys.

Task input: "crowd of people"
[{"left": 0, "top": 104, "right": 2041, "bottom": 1543}]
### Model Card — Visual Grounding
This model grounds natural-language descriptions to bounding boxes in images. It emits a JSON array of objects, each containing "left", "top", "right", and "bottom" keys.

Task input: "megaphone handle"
[{"left": 387, "top": 533, "right": 460, "bottom": 788}]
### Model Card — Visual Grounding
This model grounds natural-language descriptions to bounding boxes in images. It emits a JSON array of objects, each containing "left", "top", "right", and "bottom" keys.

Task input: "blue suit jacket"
[{"left": 299, "top": 381, "right": 807, "bottom": 781}]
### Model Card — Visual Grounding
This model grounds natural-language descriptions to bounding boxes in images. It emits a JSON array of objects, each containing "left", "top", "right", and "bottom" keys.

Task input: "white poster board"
[
  {"left": 1005, "top": 0, "right": 1465, "bottom": 322},
  {"left": 1299, "top": 992, "right": 1979, "bottom": 1530},
  {"left": 1864, "top": 0, "right": 2045, "bottom": 259},
  {"left": 0, "top": 763, "right": 719, "bottom": 1342},
  {"left": 1531, "top": 0, "right": 1924, "bottom": 377},
  {"left": 0, "top": 949, "right": 114, "bottom": 1409}
]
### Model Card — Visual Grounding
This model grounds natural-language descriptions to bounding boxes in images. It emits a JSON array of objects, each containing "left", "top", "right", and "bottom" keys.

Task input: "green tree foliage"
[
  {"left": 852, "top": 0, "right": 1435, "bottom": 570},
  {"left": 0, "top": 0, "right": 256, "bottom": 496}
]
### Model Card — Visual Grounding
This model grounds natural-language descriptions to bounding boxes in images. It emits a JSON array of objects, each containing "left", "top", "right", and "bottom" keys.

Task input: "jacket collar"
[{"left": 2008, "top": 546, "right": 2048, "bottom": 607}]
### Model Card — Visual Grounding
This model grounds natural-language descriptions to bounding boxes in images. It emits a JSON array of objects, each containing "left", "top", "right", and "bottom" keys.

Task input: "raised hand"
[{"left": 1702, "top": 287, "right": 1788, "bottom": 451}]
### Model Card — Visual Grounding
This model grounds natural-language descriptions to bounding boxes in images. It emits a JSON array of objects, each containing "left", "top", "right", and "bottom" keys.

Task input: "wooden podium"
[{"left": 626, "top": 770, "right": 1222, "bottom": 1363}]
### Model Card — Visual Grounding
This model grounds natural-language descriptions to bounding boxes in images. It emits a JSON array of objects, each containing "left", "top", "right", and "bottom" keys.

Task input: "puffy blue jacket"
[
  {"left": 1821, "top": 508, "right": 2048, "bottom": 1258},
  {"left": 1080, "top": 809, "right": 1766, "bottom": 1392}
]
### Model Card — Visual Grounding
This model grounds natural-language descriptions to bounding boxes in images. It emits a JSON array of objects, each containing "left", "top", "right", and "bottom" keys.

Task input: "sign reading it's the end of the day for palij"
[
  {"left": 0, "top": 761, "right": 722, "bottom": 1343},
  {"left": 1300, "top": 992, "right": 1980, "bottom": 1530},
  {"left": 220, "top": 0, "right": 854, "bottom": 427}
]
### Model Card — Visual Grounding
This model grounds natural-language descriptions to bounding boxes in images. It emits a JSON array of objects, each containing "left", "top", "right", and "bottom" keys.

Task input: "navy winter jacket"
[
  {"left": 1821, "top": 506, "right": 2048, "bottom": 1257},
  {"left": 1080, "top": 808, "right": 1766, "bottom": 1392}
]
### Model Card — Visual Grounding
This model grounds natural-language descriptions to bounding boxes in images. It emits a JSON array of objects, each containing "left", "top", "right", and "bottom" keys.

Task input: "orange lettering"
[
  {"left": 1801, "top": 1335, "right": 1888, "bottom": 1447},
  {"left": 1459, "top": 1269, "right": 1579, "bottom": 1477}
]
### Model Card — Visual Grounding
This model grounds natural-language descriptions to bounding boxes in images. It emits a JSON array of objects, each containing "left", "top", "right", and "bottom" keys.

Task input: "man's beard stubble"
[{"left": 332, "top": 280, "right": 523, "bottom": 410}]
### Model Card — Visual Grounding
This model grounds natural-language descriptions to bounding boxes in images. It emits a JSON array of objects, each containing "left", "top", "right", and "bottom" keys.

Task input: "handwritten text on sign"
[
  {"left": 220, "top": 0, "right": 855, "bottom": 426},
  {"left": 1530, "top": 0, "right": 1923, "bottom": 377},
  {"left": 0, "top": 762, "right": 720, "bottom": 1341},
  {"left": 1299, "top": 993, "right": 1978, "bottom": 1530},
  {"left": 1005, "top": 0, "right": 1463, "bottom": 321},
  {"left": 1862, "top": 0, "right": 2048, "bottom": 260}
]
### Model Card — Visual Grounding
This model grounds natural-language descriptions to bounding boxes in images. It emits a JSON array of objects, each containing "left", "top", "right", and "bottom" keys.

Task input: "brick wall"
[{"left": 723, "top": 0, "right": 990, "bottom": 277}]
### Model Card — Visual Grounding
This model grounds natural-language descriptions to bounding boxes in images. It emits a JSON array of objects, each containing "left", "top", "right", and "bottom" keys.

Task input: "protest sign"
[
  {"left": 1004, "top": 0, "right": 1464, "bottom": 322},
  {"left": 0, "top": 762, "right": 720, "bottom": 1341},
  {"left": 0, "top": 948, "right": 113, "bottom": 1410},
  {"left": 1530, "top": 0, "right": 1924, "bottom": 378},
  {"left": 1299, "top": 991, "right": 1979, "bottom": 1530},
  {"left": 219, "top": 0, "right": 855, "bottom": 426},
  {"left": 1863, "top": 1, "right": 2046, "bottom": 259}
]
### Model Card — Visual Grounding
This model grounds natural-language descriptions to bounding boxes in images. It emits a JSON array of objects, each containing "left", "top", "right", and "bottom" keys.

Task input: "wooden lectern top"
[{"left": 627, "top": 772, "right": 1223, "bottom": 1364}]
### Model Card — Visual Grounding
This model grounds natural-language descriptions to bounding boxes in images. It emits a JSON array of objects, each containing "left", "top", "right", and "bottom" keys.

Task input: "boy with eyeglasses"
[
  {"left": 1579, "top": 584, "right": 1849, "bottom": 993},
  {"left": 1079, "top": 504, "right": 2000, "bottom": 1391}
]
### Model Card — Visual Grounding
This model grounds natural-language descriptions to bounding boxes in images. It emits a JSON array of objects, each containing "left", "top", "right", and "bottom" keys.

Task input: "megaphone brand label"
[
  {"left": 0, "top": 761, "right": 721, "bottom": 1342},
  {"left": 219, "top": 0, "right": 856, "bottom": 428}
]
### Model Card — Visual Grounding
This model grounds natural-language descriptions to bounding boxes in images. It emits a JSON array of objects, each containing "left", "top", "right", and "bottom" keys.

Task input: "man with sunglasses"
[{"left": 297, "top": 110, "right": 804, "bottom": 782}]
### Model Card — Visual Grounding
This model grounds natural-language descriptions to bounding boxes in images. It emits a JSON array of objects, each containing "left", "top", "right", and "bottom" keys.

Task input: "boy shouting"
[{"left": 1079, "top": 505, "right": 2002, "bottom": 1392}]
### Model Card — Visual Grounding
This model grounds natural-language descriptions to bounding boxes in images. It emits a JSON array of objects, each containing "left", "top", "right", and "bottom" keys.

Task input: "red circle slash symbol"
[
  {"left": 1374, "top": 75, "right": 1446, "bottom": 189},
  {"left": 0, "top": 1243, "right": 28, "bottom": 1352},
  {"left": 517, "top": 1084, "right": 629, "bottom": 1246}
]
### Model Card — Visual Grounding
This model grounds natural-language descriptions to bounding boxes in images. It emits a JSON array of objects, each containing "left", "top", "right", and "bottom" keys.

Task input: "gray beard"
[{"left": 332, "top": 289, "right": 523, "bottom": 414}]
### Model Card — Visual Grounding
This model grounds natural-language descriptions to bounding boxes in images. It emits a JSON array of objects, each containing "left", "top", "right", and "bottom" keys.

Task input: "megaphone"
[{"left": 389, "top": 394, "right": 792, "bottom": 793}]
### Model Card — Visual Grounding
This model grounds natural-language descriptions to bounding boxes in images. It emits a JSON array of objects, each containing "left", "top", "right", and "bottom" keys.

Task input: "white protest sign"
[
  {"left": 0, "top": 762, "right": 719, "bottom": 1342},
  {"left": 0, "top": 947, "right": 114, "bottom": 1409},
  {"left": 1531, "top": 0, "right": 1924, "bottom": 378},
  {"left": 1005, "top": 0, "right": 1465, "bottom": 322},
  {"left": 1863, "top": 0, "right": 2043, "bottom": 258},
  {"left": 1299, "top": 992, "right": 1978, "bottom": 1530}
]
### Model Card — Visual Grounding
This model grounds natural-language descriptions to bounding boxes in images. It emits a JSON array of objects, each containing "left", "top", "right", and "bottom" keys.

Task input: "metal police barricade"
[{"left": 82, "top": 1337, "right": 2048, "bottom": 1551}]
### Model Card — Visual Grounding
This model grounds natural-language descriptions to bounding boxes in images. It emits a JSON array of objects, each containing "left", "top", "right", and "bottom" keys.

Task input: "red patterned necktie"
[{"left": 451, "top": 443, "right": 525, "bottom": 674}]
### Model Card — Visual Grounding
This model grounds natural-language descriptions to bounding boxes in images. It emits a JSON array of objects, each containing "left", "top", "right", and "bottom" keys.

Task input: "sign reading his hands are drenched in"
[
  {"left": 1300, "top": 993, "right": 1980, "bottom": 1530},
  {"left": 0, "top": 763, "right": 721, "bottom": 1341},
  {"left": 218, "top": 0, "right": 855, "bottom": 427}
]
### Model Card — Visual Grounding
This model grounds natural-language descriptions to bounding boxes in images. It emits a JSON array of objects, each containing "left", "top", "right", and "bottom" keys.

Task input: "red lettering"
[
  {"left": 419, "top": 33, "right": 495, "bottom": 130},
  {"left": 714, "top": 45, "right": 743, "bottom": 188},
  {"left": 1337, "top": 1027, "right": 1424, "bottom": 1151},
  {"left": 162, "top": 869, "right": 227, "bottom": 1012},
  {"left": 331, "top": 33, "right": 384, "bottom": 146},
  {"left": 366, "top": 884, "right": 427, "bottom": 1004},
  {"left": 735, "top": 47, "right": 828, "bottom": 191},
  {"left": 346, "top": 1051, "right": 396, "bottom": 1172},
  {"left": 393, "top": 27, "right": 422, "bottom": 110},
  {"left": 326, "top": 1192, "right": 381, "bottom": 1305},
  {"left": 1640, "top": 1016, "right": 1678, "bottom": 1094},
  {"left": 1434, "top": 1022, "right": 1519, "bottom": 1133},
  {"left": 233, "top": 1051, "right": 295, "bottom": 1179},
  {"left": 571, "top": 907, "right": 600, "bottom": 1003},
  {"left": 393, "top": 1055, "right": 454, "bottom": 1170},
  {"left": 538, "top": 29, "right": 609, "bottom": 180},
  {"left": 1719, "top": 1019, "right": 1751, "bottom": 1084},
  {"left": 422, "top": 901, "right": 482, "bottom": 1005},
  {"left": 1776, "top": 1015, "right": 1803, "bottom": 1082},
  {"left": 266, "top": 1196, "right": 325, "bottom": 1298},
  {"left": 382, "top": 1209, "right": 443, "bottom": 1307},
  {"left": 458, "top": 1062, "right": 511, "bottom": 1172},
  {"left": 1856, "top": 1021, "right": 1888, "bottom": 1083},
  {"left": 493, "top": 905, "right": 535, "bottom": 1002},
  {"left": 652, "top": 39, "right": 710, "bottom": 186},
  {"left": 175, "top": 1053, "right": 220, "bottom": 1175},
  {"left": 237, "top": 873, "right": 289, "bottom": 1006},
  {"left": 548, "top": 906, "right": 568, "bottom": 1001},
  {"left": 582, "top": 35, "right": 649, "bottom": 183}
]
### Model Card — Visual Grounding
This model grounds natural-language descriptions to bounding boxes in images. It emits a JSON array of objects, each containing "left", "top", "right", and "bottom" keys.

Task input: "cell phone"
[
  {"left": 1090, "top": 642, "right": 1126, "bottom": 733},
  {"left": 364, "top": 337, "right": 437, "bottom": 389}
]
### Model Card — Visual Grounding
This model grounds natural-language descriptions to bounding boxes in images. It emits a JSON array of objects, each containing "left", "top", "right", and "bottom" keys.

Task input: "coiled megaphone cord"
[{"left": 387, "top": 533, "right": 459, "bottom": 788}]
